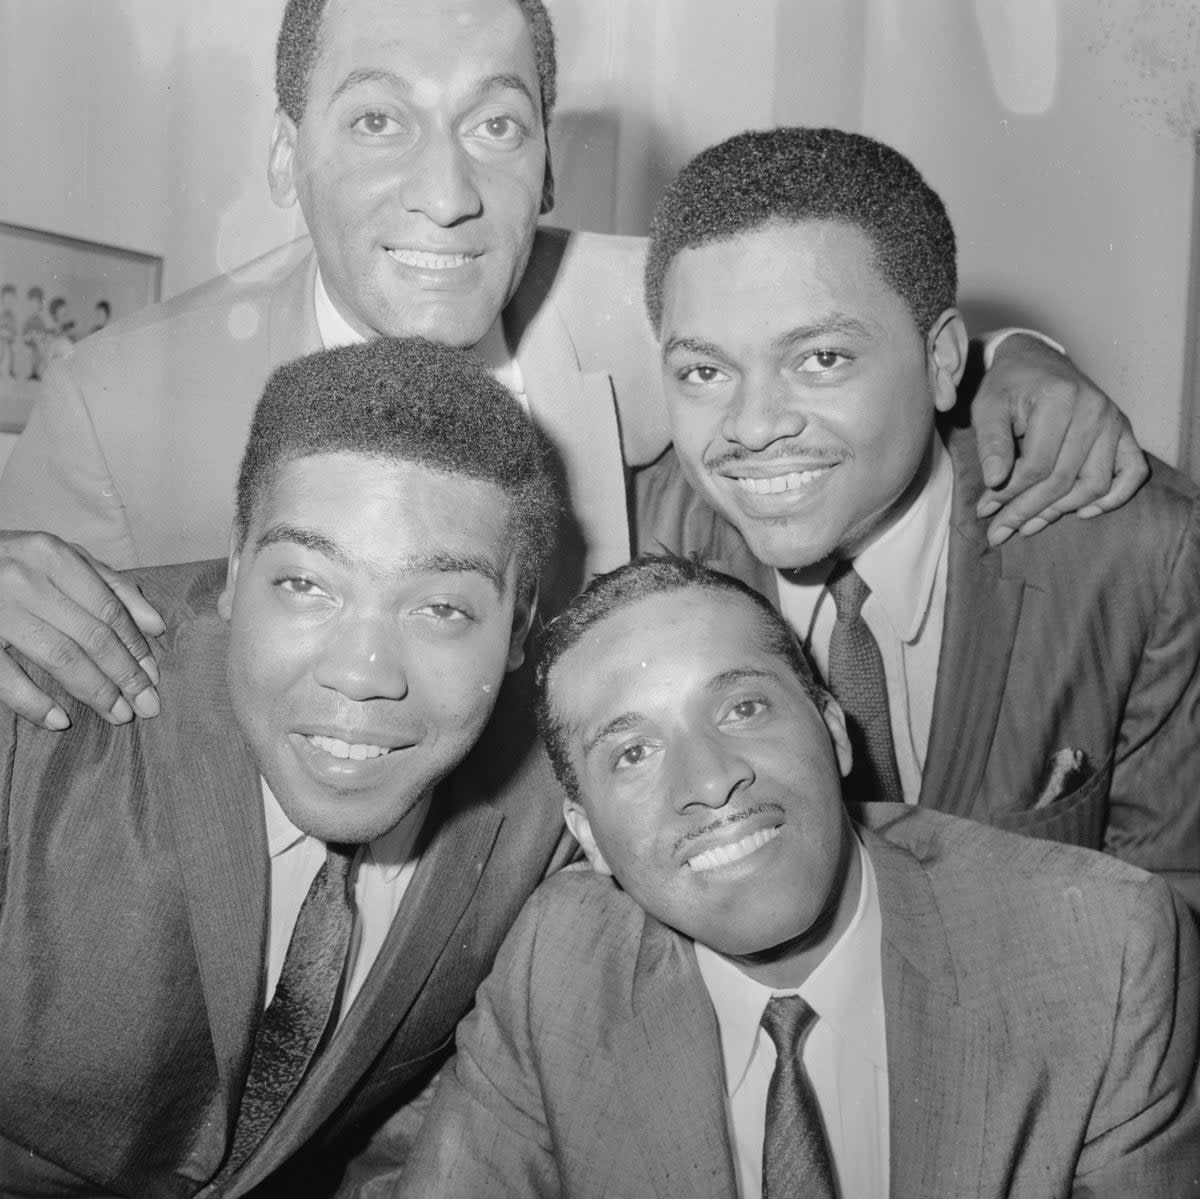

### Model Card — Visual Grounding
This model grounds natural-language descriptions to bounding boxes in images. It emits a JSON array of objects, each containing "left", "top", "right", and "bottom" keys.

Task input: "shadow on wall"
[{"left": 549, "top": 109, "right": 691, "bottom": 237}]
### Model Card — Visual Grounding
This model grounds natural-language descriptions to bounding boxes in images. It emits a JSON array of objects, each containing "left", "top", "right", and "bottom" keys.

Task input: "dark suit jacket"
[
  {"left": 634, "top": 426, "right": 1200, "bottom": 914},
  {"left": 391, "top": 806, "right": 1200, "bottom": 1199},
  {"left": 0, "top": 228, "right": 666, "bottom": 586},
  {"left": 0, "top": 560, "right": 574, "bottom": 1198}
]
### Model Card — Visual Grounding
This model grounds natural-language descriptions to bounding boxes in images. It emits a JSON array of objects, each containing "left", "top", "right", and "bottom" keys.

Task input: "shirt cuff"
[{"left": 981, "top": 327, "right": 1067, "bottom": 370}]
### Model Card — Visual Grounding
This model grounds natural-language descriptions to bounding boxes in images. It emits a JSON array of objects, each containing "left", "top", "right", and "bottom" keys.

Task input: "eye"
[
  {"left": 722, "top": 697, "right": 768, "bottom": 725},
  {"left": 614, "top": 740, "right": 658, "bottom": 770},
  {"left": 676, "top": 364, "right": 730, "bottom": 386},
  {"left": 352, "top": 111, "right": 404, "bottom": 137},
  {"left": 797, "top": 349, "right": 850, "bottom": 374},
  {"left": 273, "top": 574, "right": 333, "bottom": 605},
  {"left": 466, "top": 114, "right": 528, "bottom": 144},
  {"left": 416, "top": 601, "right": 471, "bottom": 623}
]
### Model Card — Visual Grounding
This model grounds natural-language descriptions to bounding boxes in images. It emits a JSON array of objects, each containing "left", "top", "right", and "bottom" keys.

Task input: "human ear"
[
  {"left": 217, "top": 527, "right": 242, "bottom": 623},
  {"left": 564, "top": 800, "right": 613, "bottom": 876},
  {"left": 927, "top": 308, "right": 970, "bottom": 414},
  {"left": 506, "top": 586, "right": 538, "bottom": 673},
  {"left": 268, "top": 109, "right": 300, "bottom": 210},
  {"left": 819, "top": 696, "right": 854, "bottom": 779}
]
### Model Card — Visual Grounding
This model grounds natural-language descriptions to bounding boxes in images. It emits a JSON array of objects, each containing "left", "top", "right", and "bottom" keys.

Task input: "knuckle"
[
  {"left": 44, "top": 636, "right": 86, "bottom": 675},
  {"left": 76, "top": 618, "right": 118, "bottom": 659}
]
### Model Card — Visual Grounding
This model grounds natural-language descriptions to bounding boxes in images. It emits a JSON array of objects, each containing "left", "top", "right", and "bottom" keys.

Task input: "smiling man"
[
  {"left": 636, "top": 127, "right": 1200, "bottom": 913},
  {"left": 391, "top": 554, "right": 1200, "bottom": 1199},
  {"left": 0, "top": 337, "right": 572, "bottom": 1197},
  {"left": 0, "top": 0, "right": 1152, "bottom": 738}
]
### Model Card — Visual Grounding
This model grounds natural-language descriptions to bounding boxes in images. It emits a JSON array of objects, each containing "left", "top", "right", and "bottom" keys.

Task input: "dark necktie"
[
  {"left": 760, "top": 995, "right": 837, "bottom": 1199},
  {"left": 824, "top": 561, "right": 905, "bottom": 805},
  {"left": 220, "top": 843, "right": 358, "bottom": 1177}
]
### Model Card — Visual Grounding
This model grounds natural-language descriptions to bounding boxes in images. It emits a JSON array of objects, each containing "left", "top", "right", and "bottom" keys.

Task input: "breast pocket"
[{"left": 991, "top": 751, "right": 1114, "bottom": 849}]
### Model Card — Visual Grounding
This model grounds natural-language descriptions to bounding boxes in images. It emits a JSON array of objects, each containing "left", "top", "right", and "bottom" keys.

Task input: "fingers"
[
  {"left": 971, "top": 395, "right": 1020, "bottom": 491},
  {"left": 0, "top": 651, "right": 71, "bottom": 730},
  {"left": 0, "top": 532, "right": 161, "bottom": 726},
  {"left": 80, "top": 544, "right": 166, "bottom": 642},
  {"left": 1077, "top": 419, "right": 1150, "bottom": 518}
]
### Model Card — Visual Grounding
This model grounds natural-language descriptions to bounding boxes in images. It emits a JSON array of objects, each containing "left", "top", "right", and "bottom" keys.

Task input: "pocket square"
[{"left": 1034, "top": 748, "right": 1093, "bottom": 809}]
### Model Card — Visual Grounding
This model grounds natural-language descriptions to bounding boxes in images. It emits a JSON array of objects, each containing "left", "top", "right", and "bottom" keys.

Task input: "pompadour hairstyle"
[
  {"left": 644, "top": 126, "right": 957, "bottom": 338},
  {"left": 234, "top": 337, "right": 559, "bottom": 596},
  {"left": 534, "top": 552, "right": 827, "bottom": 802},
  {"left": 275, "top": 0, "right": 558, "bottom": 128}
]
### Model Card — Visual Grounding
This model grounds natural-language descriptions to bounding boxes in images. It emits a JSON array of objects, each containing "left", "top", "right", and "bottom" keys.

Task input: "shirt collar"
[
  {"left": 853, "top": 434, "right": 953, "bottom": 643},
  {"left": 313, "top": 268, "right": 524, "bottom": 397},
  {"left": 695, "top": 836, "right": 885, "bottom": 1096},
  {"left": 261, "top": 777, "right": 432, "bottom": 884}
]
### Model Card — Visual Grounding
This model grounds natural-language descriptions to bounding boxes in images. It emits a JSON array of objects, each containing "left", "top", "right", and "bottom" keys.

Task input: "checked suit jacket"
[
  {"left": 391, "top": 805, "right": 1200, "bottom": 1199},
  {"left": 0, "top": 559, "right": 575, "bottom": 1198},
  {"left": 635, "top": 424, "right": 1200, "bottom": 915}
]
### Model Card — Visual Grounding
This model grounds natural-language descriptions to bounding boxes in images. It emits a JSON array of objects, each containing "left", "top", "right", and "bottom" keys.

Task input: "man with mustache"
[
  {"left": 0, "top": 0, "right": 1149, "bottom": 735},
  {"left": 635, "top": 127, "right": 1200, "bottom": 913},
  {"left": 390, "top": 553, "right": 1200, "bottom": 1198}
]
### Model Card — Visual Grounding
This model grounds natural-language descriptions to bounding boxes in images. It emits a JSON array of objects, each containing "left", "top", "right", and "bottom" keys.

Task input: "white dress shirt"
[
  {"left": 262, "top": 780, "right": 431, "bottom": 1025},
  {"left": 695, "top": 838, "right": 888, "bottom": 1199},
  {"left": 313, "top": 269, "right": 527, "bottom": 400},
  {"left": 776, "top": 437, "right": 954, "bottom": 804}
]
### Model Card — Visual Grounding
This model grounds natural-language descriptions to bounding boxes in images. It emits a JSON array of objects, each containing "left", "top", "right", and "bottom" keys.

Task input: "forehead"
[
  {"left": 313, "top": 0, "right": 539, "bottom": 100},
  {"left": 247, "top": 451, "right": 514, "bottom": 573},
  {"left": 552, "top": 588, "right": 786, "bottom": 720},
  {"left": 661, "top": 220, "right": 903, "bottom": 333}
]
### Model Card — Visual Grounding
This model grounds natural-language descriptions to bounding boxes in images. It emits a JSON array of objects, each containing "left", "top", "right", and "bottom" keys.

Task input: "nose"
[
  {"left": 397, "top": 131, "right": 484, "bottom": 227},
  {"left": 312, "top": 618, "right": 409, "bottom": 703},
  {"left": 721, "top": 372, "right": 808, "bottom": 452},
  {"left": 670, "top": 727, "right": 755, "bottom": 813}
]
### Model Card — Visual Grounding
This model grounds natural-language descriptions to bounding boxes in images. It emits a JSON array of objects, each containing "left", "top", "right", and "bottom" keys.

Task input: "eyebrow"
[
  {"left": 662, "top": 314, "right": 875, "bottom": 362},
  {"left": 579, "top": 668, "right": 782, "bottom": 758},
  {"left": 254, "top": 523, "right": 508, "bottom": 594},
  {"left": 328, "top": 69, "right": 537, "bottom": 114}
]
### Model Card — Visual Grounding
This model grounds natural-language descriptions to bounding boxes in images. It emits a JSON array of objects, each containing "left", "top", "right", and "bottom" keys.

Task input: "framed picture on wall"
[{"left": 0, "top": 222, "right": 163, "bottom": 434}]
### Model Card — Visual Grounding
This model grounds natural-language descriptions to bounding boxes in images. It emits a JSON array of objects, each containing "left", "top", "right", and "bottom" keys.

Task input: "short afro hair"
[
  {"left": 644, "top": 127, "right": 957, "bottom": 338},
  {"left": 534, "top": 552, "right": 827, "bottom": 803},
  {"left": 275, "top": 0, "right": 557, "bottom": 128},
  {"left": 235, "top": 337, "right": 559, "bottom": 597}
]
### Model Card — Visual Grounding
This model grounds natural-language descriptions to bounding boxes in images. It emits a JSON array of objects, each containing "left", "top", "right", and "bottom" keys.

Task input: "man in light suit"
[
  {"left": 634, "top": 128, "right": 1200, "bottom": 914},
  {"left": 0, "top": 337, "right": 574, "bottom": 1196},
  {"left": 391, "top": 556, "right": 1200, "bottom": 1198},
  {"left": 0, "top": 0, "right": 1150, "bottom": 735}
]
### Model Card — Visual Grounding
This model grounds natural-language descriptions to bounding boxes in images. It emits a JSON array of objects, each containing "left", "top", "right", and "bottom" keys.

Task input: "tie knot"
[
  {"left": 324, "top": 843, "right": 358, "bottom": 893},
  {"left": 825, "top": 561, "right": 870, "bottom": 621},
  {"left": 760, "top": 995, "right": 818, "bottom": 1057}
]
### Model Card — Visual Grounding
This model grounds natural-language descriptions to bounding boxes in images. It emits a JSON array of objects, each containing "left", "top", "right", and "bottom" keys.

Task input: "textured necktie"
[
  {"left": 221, "top": 843, "right": 358, "bottom": 1177},
  {"left": 824, "top": 561, "right": 905, "bottom": 805},
  {"left": 761, "top": 995, "right": 837, "bottom": 1199}
]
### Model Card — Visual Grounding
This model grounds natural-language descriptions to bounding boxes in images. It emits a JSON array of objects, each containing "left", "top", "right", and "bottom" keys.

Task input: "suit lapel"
[
  {"left": 864, "top": 830, "right": 990, "bottom": 1197},
  {"left": 611, "top": 922, "right": 738, "bottom": 1199},
  {"left": 506, "top": 241, "right": 631, "bottom": 597},
  {"left": 919, "top": 430, "right": 1026, "bottom": 816},
  {"left": 148, "top": 567, "right": 268, "bottom": 1115},
  {"left": 229, "top": 771, "right": 506, "bottom": 1191}
]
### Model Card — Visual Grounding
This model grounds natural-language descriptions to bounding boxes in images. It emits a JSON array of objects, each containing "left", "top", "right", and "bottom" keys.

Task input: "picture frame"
[{"left": 0, "top": 222, "right": 163, "bottom": 434}]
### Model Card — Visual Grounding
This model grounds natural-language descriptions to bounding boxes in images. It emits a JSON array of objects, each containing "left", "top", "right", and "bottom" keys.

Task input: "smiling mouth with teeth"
[
  {"left": 386, "top": 248, "right": 477, "bottom": 271},
  {"left": 306, "top": 734, "right": 396, "bottom": 762},
  {"left": 686, "top": 825, "right": 781, "bottom": 872},
  {"left": 732, "top": 467, "right": 833, "bottom": 495}
]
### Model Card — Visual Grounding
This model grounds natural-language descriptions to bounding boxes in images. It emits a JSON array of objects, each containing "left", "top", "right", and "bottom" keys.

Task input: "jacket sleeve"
[
  {"left": 1073, "top": 876, "right": 1200, "bottom": 1194},
  {"left": 367, "top": 892, "right": 561, "bottom": 1199},
  {"left": 0, "top": 355, "right": 138, "bottom": 567},
  {"left": 1107, "top": 488, "right": 1200, "bottom": 918}
]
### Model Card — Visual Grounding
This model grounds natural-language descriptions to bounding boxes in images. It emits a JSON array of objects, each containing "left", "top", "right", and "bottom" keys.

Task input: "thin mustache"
[
  {"left": 704, "top": 447, "right": 849, "bottom": 473},
  {"left": 672, "top": 802, "right": 783, "bottom": 854}
]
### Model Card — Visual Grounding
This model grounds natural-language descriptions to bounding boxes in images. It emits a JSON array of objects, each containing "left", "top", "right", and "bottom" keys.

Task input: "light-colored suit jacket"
[
  {"left": 0, "top": 560, "right": 575, "bottom": 1198},
  {"left": 634, "top": 426, "right": 1200, "bottom": 915},
  {"left": 391, "top": 805, "right": 1200, "bottom": 1199},
  {"left": 0, "top": 229, "right": 668, "bottom": 593}
]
